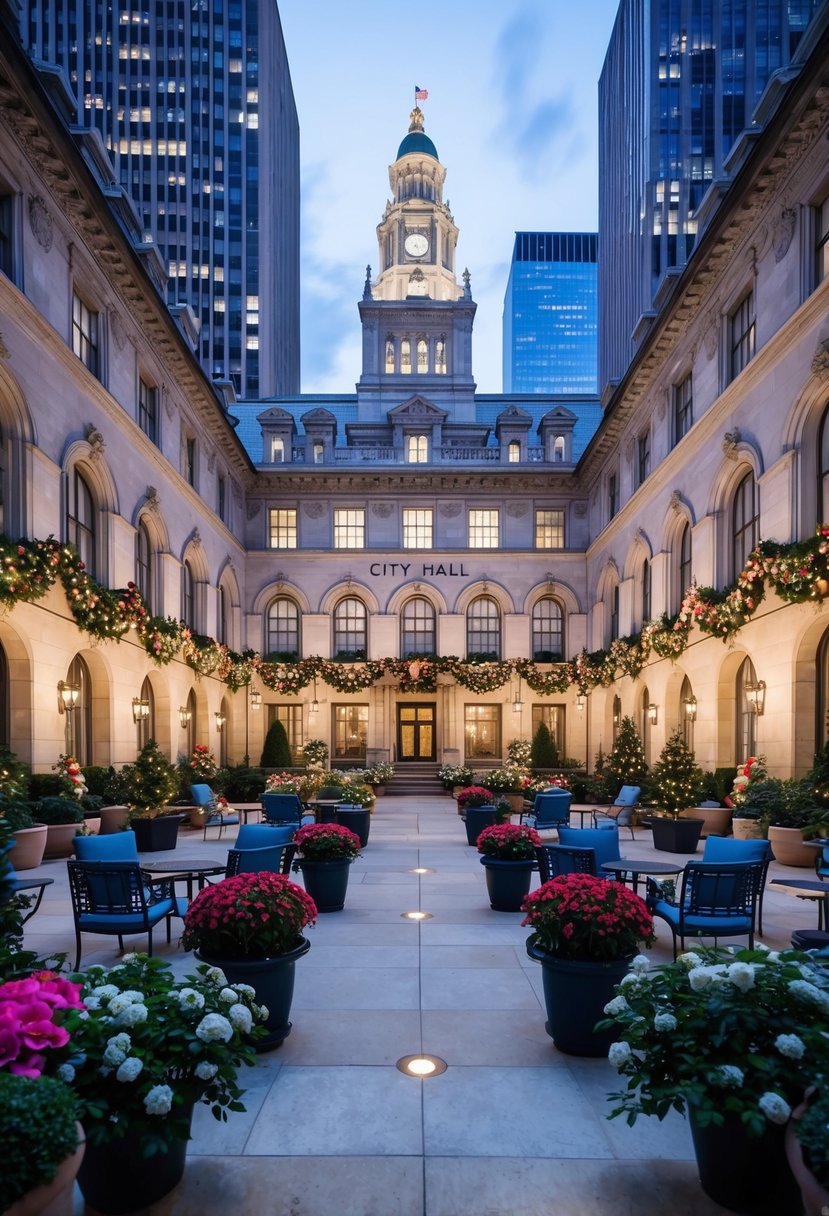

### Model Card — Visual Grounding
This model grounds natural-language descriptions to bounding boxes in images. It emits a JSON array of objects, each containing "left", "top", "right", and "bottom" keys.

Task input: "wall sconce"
[
  {"left": 310, "top": 678, "right": 319, "bottom": 714},
  {"left": 512, "top": 679, "right": 523, "bottom": 713},
  {"left": 745, "top": 679, "right": 766, "bottom": 716},
  {"left": 132, "top": 697, "right": 150, "bottom": 724},
  {"left": 647, "top": 703, "right": 658, "bottom": 726},
  {"left": 179, "top": 706, "right": 192, "bottom": 728},
  {"left": 214, "top": 710, "right": 226, "bottom": 732},
  {"left": 57, "top": 680, "right": 80, "bottom": 714},
  {"left": 249, "top": 689, "right": 262, "bottom": 711},
  {"left": 684, "top": 695, "right": 697, "bottom": 721},
  {"left": 576, "top": 693, "right": 586, "bottom": 712}
]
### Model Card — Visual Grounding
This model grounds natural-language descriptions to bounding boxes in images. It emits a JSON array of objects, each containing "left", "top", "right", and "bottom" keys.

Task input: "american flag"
[{"left": 415, "top": 86, "right": 428, "bottom": 101}]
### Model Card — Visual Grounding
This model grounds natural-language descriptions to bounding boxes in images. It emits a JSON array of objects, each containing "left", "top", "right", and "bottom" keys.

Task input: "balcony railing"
[{"left": 281, "top": 445, "right": 554, "bottom": 466}]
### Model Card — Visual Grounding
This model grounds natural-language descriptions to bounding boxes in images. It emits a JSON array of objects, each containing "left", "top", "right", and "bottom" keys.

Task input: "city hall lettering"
[{"left": 368, "top": 562, "right": 469, "bottom": 578}]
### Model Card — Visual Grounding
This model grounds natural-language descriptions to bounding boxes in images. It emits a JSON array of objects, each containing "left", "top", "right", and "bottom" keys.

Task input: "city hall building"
[{"left": 0, "top": 4, "right": 828, "bottom": 783}]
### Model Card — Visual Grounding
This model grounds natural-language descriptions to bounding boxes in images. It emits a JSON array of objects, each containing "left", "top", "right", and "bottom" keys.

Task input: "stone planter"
[
  {"left": 40, "top": 822, "right": 83, "bottom": 859},
  {"left": 7, "top": 1122, "right": 85, "bottom": 1216},
  {"left": 501, "top": 792, "right": 526, "bottom": 815},
  {"left": 682, "top": 805, "right": 733, "bottom": 838},
  {"left": 733, "top": 816, "right": 764, "bottom": 840},
  {"left": 9, "top": 824, "right": 48, "bottom": 870},
  {"left": 98, "top": 805, "right": 130, "bottom": 835},
  {"left": 767, "top": 824, "right": 814, "bottom": 868}
]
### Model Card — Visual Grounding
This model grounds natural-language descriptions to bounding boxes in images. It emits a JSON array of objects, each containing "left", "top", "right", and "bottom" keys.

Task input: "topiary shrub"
[
  {"left": 530, "top": 722, "right": 559, "bottom": 771},
  {"left": 0, "top": 1073, "right": 80, "bottom": 1211},
  {"left": 260, "top": 718, "right": 292, "bottom": 768}
]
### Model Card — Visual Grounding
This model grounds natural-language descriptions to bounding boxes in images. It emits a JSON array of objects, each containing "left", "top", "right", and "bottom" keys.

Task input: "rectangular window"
[
  {"left": 334, "top": 508, "right": 365, "bottom": 549},
  {"left": 531, "top": 704, "right": 565, "bottom": 759},
  {"left": 673, "top": 373, "right": 693, "bottom": 445},
  {"left": 0, "top": 190, "right": 13, "bottom": 279},
  {"left": 403, "top": 508, "right": 433, "bottom": 548},
  {"left": 138, "top": 377, "right": 158, "bottom": 444},
  {"left": 468, "top": 508, "right": 499, "bottom": 549},
  {"left": 217, "top": 475, "right": 226, "bottom": 522},
  {"left": 464, "top": 703, "right": 500, "bottom": 761},
  {"left": 268, "top": 704, "right": 303, "bottom": 758},
  {"left": 72, "top": 291, "right": 100, "bottom": 378},
  {"left": 333, "top": 704, "right": 368, "bottom": 760},
  {"left": 268, "top": 507, "right": 297, "bottom": 549},
  {"left": 185, "top": 436, "right": 196, "bottom": 487},
  {"left": 729, "top": 291, "right": 756, "bottom": 381},
  {"left": 637, "top": 430, "right": 651, "bottom": 487},
  {"left": 817, "top": 195, "right": 829, "bottom": 287},
  {"left": 608, "top": 473, "right": 618, "bottom": 521},
  {"left": 535, "top": 509, "right": 565, "bottom": 549}
]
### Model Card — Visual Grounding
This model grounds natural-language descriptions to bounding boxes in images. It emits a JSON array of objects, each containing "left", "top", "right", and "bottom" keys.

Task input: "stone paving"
[{"left": 18, "top": 794, "right": 821, "bottom": 1215}]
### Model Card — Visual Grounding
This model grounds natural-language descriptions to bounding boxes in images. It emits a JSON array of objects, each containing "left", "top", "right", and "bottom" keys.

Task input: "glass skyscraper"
[
  {"left": 598, "top": 0, "right": 820, "bottom": 393},
  {"left": 21, "top": 0, "right": 299, "bottom": 398},
  {"left": 502, "top": 232, "right": 598, "bottom": 394}
]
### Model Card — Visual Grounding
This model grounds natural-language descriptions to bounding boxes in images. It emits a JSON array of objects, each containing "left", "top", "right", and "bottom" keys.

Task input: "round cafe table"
[
  {"left": 140, "top": 859, "right": 227, "bottom": 900},
  {"left": 600, "top": 858, "right": 683, "bottom": 895}
]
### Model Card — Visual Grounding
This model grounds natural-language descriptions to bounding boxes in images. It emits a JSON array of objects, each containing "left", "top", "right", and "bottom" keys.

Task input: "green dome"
[{"left": 396, "top": 130, "right": 438, "bottom": 160}]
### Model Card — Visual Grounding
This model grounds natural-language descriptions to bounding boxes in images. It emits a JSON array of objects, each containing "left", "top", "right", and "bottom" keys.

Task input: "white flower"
[
  {"left": 232, "top": 983, "right": 256, "bottom": 998},
  {"left": 144, "top": 1085, "right": 174, "bottom": 1116},
  {"left": 195, "top": 1013, "right": 234, "bottom": 1044},
  {"left": 108, "top": 992, "right": 144, "bottom": 1016},
  {"left": 177, "top": 988, "right": 205, "bottom": 1011},
  {"left": 630, "top": 955, "right": 650, "bottom": 974},
  {"left": 195, "top": 1061, "right": 219, "bottom": 1081},
  {"left": 116, "top": 1057, "right": 144, "bottom": 1082},
  {"left": 102, "top": 1032, "right": 132, "bottom": 1066},
  {"left": 619, "top": 972, "right": 644, "bottom": 989},
  {"left": 788, "top": 979, "right": 829, "bottom": 1014},
  {"left": 219, "top": 988, "right": 238, "bottom": 1004},
  {"left": 727, "top": 962, "right": 755, "bottom": 992},
  {"left": 603, "top": 995, "right": 629, "bottom": 1016},
  {"left": 114, "top": 1002, "right": 148, "bottom": 1028},
  {"left": 654, "top": 1012, "right": 677, "bottom": 1033},
  {"left": 83, "top": 995, "right": 101, "bottom": 1010},
  {"left": 227, "top": 1003, "right": 253, "bottom": 1034},
  {"left": 709, "top": 1065, "right": 744, "bottom": 1088},
  {"left": 91, "top": 984, "right": 120, "bottom": 1001},
  {"left": 257, "top": 1004, "right": 269, "bottom": 1021},
  {"left": 688, "top": 967, "right": 715, "bottom": 992},
  {"left": 774, "top": 1033, "right": 805, "bottom": 1060},
  {"left": 204, "top": 967, "right": 228, "bottom": 987},
  {"left": 121, "top": 953, "right": 138, "bottom": 963},
  {"left": 608, "top": 1041, "right": 632, "bottom": 1069},
  {"left": 758, "top": 1092, "right": 792, "bottom": 1125},
  {"left": 678, "top": 951, "right": 703, "bottom": 969},
  {"left": 57, "top": 1063, "right": 75, "bottom": 1082}
]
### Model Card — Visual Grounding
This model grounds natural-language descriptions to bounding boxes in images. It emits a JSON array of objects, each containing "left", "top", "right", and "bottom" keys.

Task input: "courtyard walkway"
[{"left": 20, "top": 793, "right": 819, "bottom": 1216}]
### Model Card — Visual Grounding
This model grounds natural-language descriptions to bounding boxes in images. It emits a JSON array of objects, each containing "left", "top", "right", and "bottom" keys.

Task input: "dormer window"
[
  {"left": 271, "top": 437, "right": 285, "bottom": 463},
  {"left": 313, "top": 442, "right": 324, "bottom": 464},
  {"left": 407, "top": 435, "right": 428, "bottom": 464},
  {"left": 508, "top": 441, "right": 520, "bottom": 464},
  {"left": 554, "top": 436, "right": 565, "bottom": 462}
]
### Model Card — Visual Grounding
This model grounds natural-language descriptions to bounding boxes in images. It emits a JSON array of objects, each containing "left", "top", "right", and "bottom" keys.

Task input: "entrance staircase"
[{"left": 384, "top": 761, "right": 442, "bottom": 797}]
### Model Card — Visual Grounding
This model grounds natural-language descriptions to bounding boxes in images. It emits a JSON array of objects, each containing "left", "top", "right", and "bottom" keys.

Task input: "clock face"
[{"left": 404, "top": 232, "right": 429, "bottom": 258}]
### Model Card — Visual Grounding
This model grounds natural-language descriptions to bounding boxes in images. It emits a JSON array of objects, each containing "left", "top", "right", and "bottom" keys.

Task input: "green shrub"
[
  {"left": 0, "top": 1073, "right": 79, "bottom": 1210},
  {"left": 219, "top": 765, "right": 269, "bottom": 801},
  {"left": 121, "top": 740, "right": 179, "bottom": 815},
  {"left": 260, "top": 719, "right": 292, "bottom": 767},
  {"left": 530, "top": 722, "right": 559, "bottom": 770},
  {"left": 82, "top": 764, "right": 131, "bottom": 805},
  {"left": 1, "top": 802, "right": 35, "bottom": 831},
  {"left": 28, "top": 772, "right": 63, "bottom": 800},
  {"left": 31, "top": 796, "right": 84, "bottom": 825}
]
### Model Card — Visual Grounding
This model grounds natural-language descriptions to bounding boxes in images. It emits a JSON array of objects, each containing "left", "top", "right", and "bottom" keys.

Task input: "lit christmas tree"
[
  {"left": 593, "top": 716, "right": 648, "bottom": 801},
  {"left": 650, "top": 731, "right": 705, "bottom": 815},
  {"left": 122, "top": 740, "right": 179, "bottom": 815}
]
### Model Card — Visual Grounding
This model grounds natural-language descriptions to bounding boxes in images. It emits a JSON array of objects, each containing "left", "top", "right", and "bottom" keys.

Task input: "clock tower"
[{"left": 356, "top": 106, "right": 477, "bottom": 420}]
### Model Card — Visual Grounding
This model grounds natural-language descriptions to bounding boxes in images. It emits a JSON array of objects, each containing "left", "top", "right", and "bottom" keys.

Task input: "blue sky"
[{"left": 278, "top": 0, "right": 620, "bottom": 394}]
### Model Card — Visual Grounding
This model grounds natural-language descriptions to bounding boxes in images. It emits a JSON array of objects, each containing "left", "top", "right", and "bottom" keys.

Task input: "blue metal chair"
[
  {"left": 814, "top": 841, "right": 829, "bottom": 881},
  {"left": 535, "top": 843, "right": 597, "bottom": 882},
  {"left": 520, "top": 788, "right": 572, "bottom": 833},
  {"left": 557, "top": 825, "right": 622, "bottom": 867},
  {"left": 647, "top": 859, "right": 765, "bottom": 959},
  {"left": 225, "top": 841, "right": 297, "bottom": 877},
  {"left": 191, "top": 783, "right": 239, "bottom": 839},
  {"left": 592, "top": 785, "right": 641, "bottom": 839},
  {"left": 235, "top": 823, "right": 296, "bottom": 848},
  {"left": 702, "top": 835, "right": 773, "bottom": 934},
  {"left": 74, "top": 830, "right": 140, "bottom": 861},
  {"left": 260, "top": 792, "right": 310, "bottom": 827},
  {"left": 67, "top": 859, "right": 187, "bottom": 970},
  {"left": 6, "top": 846, "right": 54, "bottom": 925}
]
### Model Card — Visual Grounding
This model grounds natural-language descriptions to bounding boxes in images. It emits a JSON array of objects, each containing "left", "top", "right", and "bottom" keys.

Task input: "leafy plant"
[
  {"left": 521, "top": 873, "right": 654, "bottom": 962},
  {"left": 648, "top": 731, "right": 705, "bottom": 816},
  {"left": 219, "top": 765, "right": 268, "bottom": 802},
  {"left": 0, "top": 1073, "right": 80, "bottom": 1210},
  {"left": 506, "top": 738, "right": 532, "bottom": 767},
  {"left": 31, "top": 796, "right": 84, "bottom": 826},
  {"left": 121, "top": 741, "right": 180, "bottom": 818},
  {"left": 1, "top": 802, "right": 34, "bottom": 831},
  {"left": 81, "top": 765, "right": 131, "bottom": 806},
  {"left": 477, "top": 765, "right": 527, "bottom": 793},
  {"left": 437, "top": 762, "right": 473, "bottom": 789},
  {"left": 793, "top": 1088, "right": 829, "bottom": 1190},
  {"left": 301, "top": 739, "right": 329, "bottom": 768}
]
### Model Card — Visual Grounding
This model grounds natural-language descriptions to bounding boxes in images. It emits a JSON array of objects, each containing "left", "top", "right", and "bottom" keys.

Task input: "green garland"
[{"left": 1, "top": 526, "right": 827, "bottom": 697}]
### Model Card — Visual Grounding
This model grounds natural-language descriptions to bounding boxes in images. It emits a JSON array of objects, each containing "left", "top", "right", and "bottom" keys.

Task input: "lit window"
[
  {"left": 268, "top": 508, "right": 297, "bottom": 549},
  {"left": 400, "top": 339, "right": 411, "bottom": 374},
  {"left": 385, "top": 339, "right": 395, "bottom": 373},
  {"left": 313, "top": 442, "right": 324, "bottom": 464},
  {"left": 466, "top": 596, "right": 500, "bottom": 659},
  {"left": 266, "top": 597, "right": 299, "bottom": 657},
  {"left": 403, "top": 508, "right": 433, "bottom": 548},
  {"left": 334, "top": 509, "right": 365, "bottom": 549},
  {"left": 535, "top": 509, "right": 564, "bottom": 549},
  {"left": 508, "top": 441, "right": 520, "bottom": 463},
  {"left": 401, "top": 597, "right": 435, "bottom": 655},
  {"left": 334, "top": 597, "right": 366, "bottom": 658},
  {"left": 468, "top": 509, "right": 499, "bottom": 549},
  {"left": 532, "top": 598, "right": 563, "bottom": 661},
  {"left": 435, "top": 338, "right": 446, "bottom": 374},
  {"left": 731, "top": 472, "right": 758, "bottom": 578},
  {"left": 271, "top": 438, "right": 285, "bottom": 463},
  {"left": 553, "top": 436, "right": 565, "bottom": 462},
  {"left": 407, "top": 435, "right": 428, "bottom": 463},
  {"left": 417, "top": 339, "right": 428, "bottom": 373}
]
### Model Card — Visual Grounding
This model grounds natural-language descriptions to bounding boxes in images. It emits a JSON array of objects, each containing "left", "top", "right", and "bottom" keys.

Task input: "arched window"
[
  {"left": 407, "top": 435, "right": 428, "bottom": 463},
  {"left": 313, "top": 442, "right": 324, "bottom": 465},
  {"left": 677, "top": 522, "right": 692, "bottom": 611},
  {"left": 435, "top": 338, "right": 446, "bottom": 374},
  {"left": 612, "top": 694, "right": 622, "bottom": 744},
  {"left": 217, "top": 585, "right": 228, "bottom": 645},
  {"left": 532, "top": 598, "right": 563, "bottom": 661},
  {"left": 67, "top": 468, "right": 96, "bottom": 577},
  {"left": 136, "top": 675, "right": 154, "bottom": 750},
  {"left": 64, "top": 654, "right": 92, "bottom": 765},
  {"left": 401, "top": 597, "right": 435, "bottom": 656},
  {"left": 816, "top": 404, "right": 829, "bottom": 527},
  {"left": 466, "top": 596, "right": 500, "bottom": 660},
  {"left": 416, "top": 338, "right": 428, "bottom": 373},
  {"left": 736, "top": 656, "right": 758, "bottom": 760},
  {"left": 553, "top": 435, "right": 565, "bottom": 462},
  {"left": 271, "top": 438, "right": 285, "bottom": 463},
  {"left": 609, "top": 584, "right": 619, "bottom": 642},
  {"left": 219, "top": 696, "right": 229, "bottom": 767},
  {"left": 508, "top": 441, "right": 520, "bottom": 464},
  {"left": 385, "top": 339, "right": 395, "bottom": 373},
  {"left": 400, "top": 339, "right": 411, "bottom": 374},
  {"left": 185, "top": 687, "right": 197, "bottom": 756},
  {"left": 641, "top": 558, "right": 651, "bottom": 626},
  {"left": 732, "top": 471, "right": 758, "bottom": 579},
  {"left": 680, "top": 675, "right": 695, "bottom": 751},
  {"left": 266, "top": 597, "right": 300, "bottom": 658},
  {"left": 182, "top": 560, "right": 196, "bottom": 630},
  {"left": 333, "top": 597, "right": 367, "bottom": 660},
  {"left": 135, "top": 521, "right": 153, "bottom": 611},
  {"left": 640, "top": 686, "right": 651, "bottom": 758}
]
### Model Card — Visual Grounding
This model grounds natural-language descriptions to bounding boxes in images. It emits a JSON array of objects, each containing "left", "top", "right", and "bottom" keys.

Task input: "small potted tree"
[
  {"left": 647, "top": 731, "right": 705, "bottom": 853},
  {"left": 122, "top": 740, "right": 183, "bottom": 851}
]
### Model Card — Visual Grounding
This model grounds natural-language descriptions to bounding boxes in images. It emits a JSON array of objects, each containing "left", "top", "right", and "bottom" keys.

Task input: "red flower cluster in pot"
[
  {"left": 522, "top": 873, "right": 655, "bottom": 963},
  {"left": 455, "top": 785, "right": 495, "bottom": 809},
  {"left": 294, "top": 823, "right": 362, "bottom": 861},
  {"left": 476, "top": 823, "right": 541, "bottom": 860},
  {"left": 182, "top": 872, "right": 317, "bottom": 960}
]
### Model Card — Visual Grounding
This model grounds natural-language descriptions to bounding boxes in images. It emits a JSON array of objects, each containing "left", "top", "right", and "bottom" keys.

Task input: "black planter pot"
[
  {"left": 650, "top": 816, "right": 703, "bottom": 854},
  {"left": 298, "top": 857, "right": 353, "bottom": 912},
  {"left": 197, "top": 938, "right": 311, "bottom": 1049},
  {"left": 464, "top": 805, "right": 498, "bottom": 847},
  {"left": 77, "top": 1105, "right": 194, "bottom": 1213},
  {"left": 335, "top": 806, "right": 371, "bottom": 847},
  {"left": 480, "top": 856, "right": 535, "bottom": 911},
  {"left": 526, "top": 942, "right": 629, "bottom": 1056},
  {"left": 130, "top": 814, "right": 184, "bottom": 852},
  {"left": 689, "top": 1109, "right": 801, "bottom": 1215}
]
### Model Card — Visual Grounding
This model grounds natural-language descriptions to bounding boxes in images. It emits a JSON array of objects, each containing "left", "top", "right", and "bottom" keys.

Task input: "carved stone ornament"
[
  {"left": 303, "top": 501, "right": 325, "bottom": 519},
  {"left": 506, "top": 502, "right": 528, "bottom": 518},
  {"left": 84, "top": 423, "right": 105, "bottom": 461},
  {"left": 703, "top": 321, "right": 719, "bottom": 360},
  {"left": 439, "top": 502, "right": 462, "bottom": 518},
  {"left": 811, "top": 338, "right": 829, "bottom": 382},
  {"left": 145, "top": 485, "right": 161, "bottom": 514},
  {"left": 28, "top": 195, "right": 53, "bottom": 252},
  {"left": 722, "top": 428, "right": 741, "bottom": 460},
  {"left": 773, "top": 208, "right": 796, "bottom": 263},
  {"left": 190, "top": 529, "right": 202, "bottom": 549},
  {"left": 162, "top": 386, "right": 174, "bottom": 419},
  {"left": 246, "top": 501, "right": 262, "bottom": 521},
  {"left": 669, "top": 490, "right": 683, "bottom": 513},
  {"left": 635, "top": 527, "right": 647, "bottom": 547},
  {"left": 371, "top": 502, "right": 394, "bottom": 519},
  {"left": 109, "top": 309, "right": 127, "bottom": 352},
  {"left": 573, "top": 502, "right": 587, "bottom": 518}
]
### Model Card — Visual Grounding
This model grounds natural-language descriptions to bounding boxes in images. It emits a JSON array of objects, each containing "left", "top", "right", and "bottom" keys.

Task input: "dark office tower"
[
  {"left": 598, "top": 0, "right": 820, "bottom": 395},
  {"left": 503, "top": 232, "right": 598, "bottom": 394},
  {"left": 22, "top": 0, "right": 300, "bottom": 398}
]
